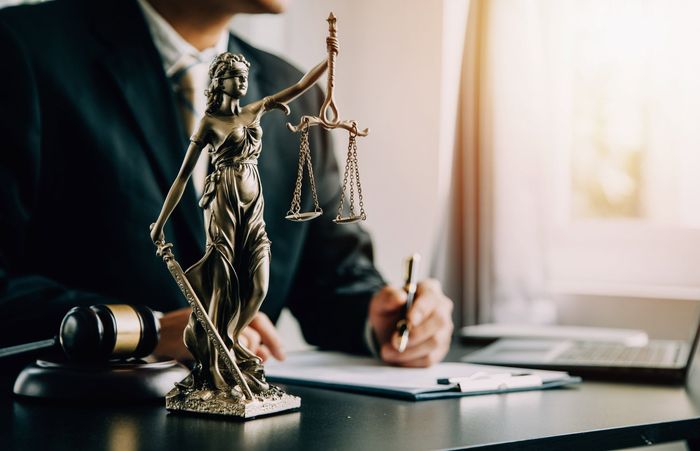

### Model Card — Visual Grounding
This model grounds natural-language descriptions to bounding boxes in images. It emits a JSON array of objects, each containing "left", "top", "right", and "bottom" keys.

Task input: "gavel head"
[{"left": 58, "top": 305, "right": 160, "bottom": 362}]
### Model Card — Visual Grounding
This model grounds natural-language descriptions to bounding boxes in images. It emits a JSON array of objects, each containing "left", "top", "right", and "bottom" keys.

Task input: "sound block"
[{"left": 13, "top": 356, "right": 189, "bottom": 402}]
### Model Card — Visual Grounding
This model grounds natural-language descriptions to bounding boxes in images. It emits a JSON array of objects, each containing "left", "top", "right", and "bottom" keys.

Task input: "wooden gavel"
[{"left": 0, "top": 304, "right": 160, "bottom": 362}]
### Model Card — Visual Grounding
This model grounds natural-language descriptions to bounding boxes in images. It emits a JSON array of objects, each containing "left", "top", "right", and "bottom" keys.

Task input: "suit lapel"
[{"left": 87, "top": 0, "right": 204, "bottom": 258}]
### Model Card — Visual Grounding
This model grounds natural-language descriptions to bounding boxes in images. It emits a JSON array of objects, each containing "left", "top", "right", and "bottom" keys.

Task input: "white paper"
[{"left": 265, "top": 351, "right": 572, "bottom": 395}]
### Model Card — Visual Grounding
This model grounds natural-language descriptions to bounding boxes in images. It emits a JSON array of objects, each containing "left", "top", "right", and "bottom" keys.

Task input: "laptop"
[{"left": 462, "top": 318, "right": 700, "bottom": 384}]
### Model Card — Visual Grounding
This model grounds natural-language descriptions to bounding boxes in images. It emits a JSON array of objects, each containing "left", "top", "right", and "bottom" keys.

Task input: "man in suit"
[{"left": 0, "top": 0, "right": 453, "bottom": 372}]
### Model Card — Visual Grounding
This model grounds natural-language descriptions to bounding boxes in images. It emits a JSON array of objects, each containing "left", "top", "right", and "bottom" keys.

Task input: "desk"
[{"left": 3, "top": 346, "right": 700, "bottom": 451}]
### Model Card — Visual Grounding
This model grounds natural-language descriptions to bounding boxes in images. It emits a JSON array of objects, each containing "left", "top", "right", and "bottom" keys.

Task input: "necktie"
[{"left": 170, "top": 54, "right": 210, "bottom": 196}]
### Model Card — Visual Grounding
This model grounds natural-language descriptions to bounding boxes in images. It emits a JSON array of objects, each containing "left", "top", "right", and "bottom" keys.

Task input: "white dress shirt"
[{"left": 137, "top": 0, "right": 229, "bottom": 196}]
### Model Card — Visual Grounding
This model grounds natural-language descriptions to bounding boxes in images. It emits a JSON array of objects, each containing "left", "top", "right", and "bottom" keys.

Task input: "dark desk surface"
[{"left": 4, "top": 346, "right": 700, "bottom": 451}]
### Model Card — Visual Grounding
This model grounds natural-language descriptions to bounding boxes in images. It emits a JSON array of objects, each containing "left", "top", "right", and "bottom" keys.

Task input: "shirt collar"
[{"left": 137, "top": 0, "right": 229, "bottom": 76}]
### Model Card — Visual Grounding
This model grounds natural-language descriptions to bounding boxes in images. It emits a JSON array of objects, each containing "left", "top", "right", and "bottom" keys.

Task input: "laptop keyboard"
[{"left": 554, "top": 342, "right": 680, "bottom": 367}]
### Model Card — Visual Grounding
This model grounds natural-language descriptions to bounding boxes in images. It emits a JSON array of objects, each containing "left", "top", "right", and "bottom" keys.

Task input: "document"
[{"left": 265, "top": 351, "right": 580, "bottom": 401}]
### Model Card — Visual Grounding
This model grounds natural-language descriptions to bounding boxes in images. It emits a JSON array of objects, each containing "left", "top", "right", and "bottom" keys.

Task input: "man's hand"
[
  {"left": 153, "top": 308, "right": 285, "bottom": 363},
  {"left": 368, "top": 279, "right": 454, "bottom": 367},
  {"left": 238, "top": 312, "right": 286, "bottom": 362},
  {"left": 153, "top": 307, "right": 192, "bottom": 362}
]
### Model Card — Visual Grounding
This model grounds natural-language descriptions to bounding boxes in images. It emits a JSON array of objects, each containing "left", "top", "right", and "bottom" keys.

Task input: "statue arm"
[
  {"left": 150, "top": 141, "right": 204, "bottom": 243},
  {"left": 266, "top": 60, "right": 328, "bottom": 108}
]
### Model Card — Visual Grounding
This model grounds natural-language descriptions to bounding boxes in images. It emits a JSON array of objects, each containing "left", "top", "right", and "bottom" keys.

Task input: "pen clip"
[
  {"left": 396, "top": 254, "right": 421, "bottom": 353},
  {"left": 437, "top": 373, "right": 543, "bottom": 393},
  {"left": 403, "top": 254, "right": 421, "bottom": 298}
]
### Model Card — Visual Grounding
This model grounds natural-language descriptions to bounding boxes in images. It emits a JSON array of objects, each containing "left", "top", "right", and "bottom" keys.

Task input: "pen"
[{"left": 396, "top": 254, "right": 421, "bottom": 353}]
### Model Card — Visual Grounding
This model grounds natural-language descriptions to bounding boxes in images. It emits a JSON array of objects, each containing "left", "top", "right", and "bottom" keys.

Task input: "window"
[{"left": 486, "top": 0, "right": 700, "bottom": 321}]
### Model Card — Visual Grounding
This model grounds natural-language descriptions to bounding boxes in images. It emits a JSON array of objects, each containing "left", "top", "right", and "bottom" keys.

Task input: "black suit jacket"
[{"left": 0, "top": 0, "right": 384, "bottom": 355}]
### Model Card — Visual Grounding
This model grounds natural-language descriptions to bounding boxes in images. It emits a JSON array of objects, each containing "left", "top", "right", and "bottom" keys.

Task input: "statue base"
[{"left": 165, "top": 384, "right": 300, "bottom": 419}]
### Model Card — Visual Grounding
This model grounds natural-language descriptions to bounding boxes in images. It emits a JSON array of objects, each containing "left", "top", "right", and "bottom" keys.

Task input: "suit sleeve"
[
  {"left": 286, "top": 87, "right": 386, "bottom": 354},
  {"left": 0, "top": 20, "right": 117, "bottom": 348}
]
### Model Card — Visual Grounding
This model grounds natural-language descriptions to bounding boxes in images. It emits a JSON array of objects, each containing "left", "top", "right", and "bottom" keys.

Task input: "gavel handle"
[{"left": 0, "top": 337, "right": 57, "bottom": 359}]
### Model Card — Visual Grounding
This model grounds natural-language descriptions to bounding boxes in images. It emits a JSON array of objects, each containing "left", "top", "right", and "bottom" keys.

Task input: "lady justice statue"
[
  {"left": 149, "top": 13, "right": 368, "bottom": 418},
  {"left": 149, "top": 52, "right": 324, "bottom": 417}
]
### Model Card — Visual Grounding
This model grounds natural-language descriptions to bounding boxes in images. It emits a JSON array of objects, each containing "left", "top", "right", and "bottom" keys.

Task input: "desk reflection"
[{"left": 10, "top": 396, "right": 301, "bottom": 451}]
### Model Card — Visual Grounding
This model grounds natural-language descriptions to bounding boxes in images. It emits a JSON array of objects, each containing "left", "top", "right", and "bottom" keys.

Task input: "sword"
[{"left": 154, "top": 240, "right": 254, "bottom": 401}]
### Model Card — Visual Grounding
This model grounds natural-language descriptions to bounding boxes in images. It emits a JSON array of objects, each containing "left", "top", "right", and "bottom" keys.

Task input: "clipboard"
[{"left": 265, "top": 351, "right": 581, "bottom": 401}]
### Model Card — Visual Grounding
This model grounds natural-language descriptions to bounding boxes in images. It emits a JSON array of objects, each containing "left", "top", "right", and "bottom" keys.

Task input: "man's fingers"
[
  {"left": 379, "top": 279, "right": 454, "bottom": 366},
  {"left": 256, "top": 345, "right": 271, "bottom": 362},
  {"left": 158, "top": 307, "right": 191, "bottom": 328},
  {"left": 416, "top": 278, "right": 443, "bottom": 296},
  {"left": 370, "top": 280, "right": 454, "bottom": 366},
  {"left": 240, "top": 327, "right": 262, "bottom": 351},
  {"left": 385, "top": 319, "right": 451, "bottom": 361},
  {"left": 251, "top": 313, "right": 285, "bottom": 360},
  {"left": 369, "top": 286, "right": 408, "bottom": 345},
  {"left": 397, "top": 312, "right": 442, "bottom": 349},
  {"left": 383, "top": 334, "right": 441, "bottom": 362},
  {"left": 407, "top": 292, "right": 437, "bottom": 327},
  {"left": 153, "top": 307, "right": 193, "bottom": 362},
  {"left": 380, "top": 334, "right": 449, "bottom": 367},
  {"left": 390, "top": 309, "right": 451, "bottom": 352},
  {"left": 408, "top": 279, "right": 450, "bottom": 326},
  {"left": 406, "top": 300, "right": 453, "bottom": 347},
  {"left": 371, "top": 286, "right": 407, "bottom": 314}
]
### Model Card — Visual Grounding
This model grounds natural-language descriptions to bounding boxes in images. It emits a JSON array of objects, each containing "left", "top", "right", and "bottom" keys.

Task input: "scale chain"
[
  {"left": 337, "top": 133, "right": 353, "bottom": 220},
  {"left": 288, "top": 127, "right": 309, "bottom": 216},
  {"left": 304, "top": 136, "right": 322, "bottom": 212},
  {"left": 351, "top": 134, "right": 367, "bottom": 220},
  {"left": 349, "top": 148, "right": 356, "bottom": 217}
]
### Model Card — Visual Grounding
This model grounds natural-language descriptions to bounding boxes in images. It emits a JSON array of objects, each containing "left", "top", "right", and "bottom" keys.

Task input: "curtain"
[{"left": 432, "top": 0, "right": 492, "bottom": 327}]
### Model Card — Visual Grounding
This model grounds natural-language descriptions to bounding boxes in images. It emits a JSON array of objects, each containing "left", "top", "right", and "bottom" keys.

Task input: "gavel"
[{"left": 0, "top": 304, "right": 160, "bottom": 362}]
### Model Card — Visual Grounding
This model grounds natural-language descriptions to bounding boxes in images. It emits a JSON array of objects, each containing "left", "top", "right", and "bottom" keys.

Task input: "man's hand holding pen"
[
  {"left": 368, "top": 264, "right": 454, "bottom": 368},
  {"left": 156, "top": 252, "right": 454, "bottom": 368}
]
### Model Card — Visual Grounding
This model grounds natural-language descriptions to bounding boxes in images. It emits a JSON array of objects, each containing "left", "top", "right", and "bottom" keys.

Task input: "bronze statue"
[
  {"left": 150, "top": 52, "right": 327, "bottom": 417},
  {"left": 149, "top": 13, "right": 368, "bottom": 418}
]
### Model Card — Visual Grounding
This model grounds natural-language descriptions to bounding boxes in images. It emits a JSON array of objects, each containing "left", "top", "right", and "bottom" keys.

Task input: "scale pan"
[
  {"left": 333, "top": 216, "right": 363, "bottom": 224},
  {"left": 285, "top": 211, "right": 323, "bottom": 222}
]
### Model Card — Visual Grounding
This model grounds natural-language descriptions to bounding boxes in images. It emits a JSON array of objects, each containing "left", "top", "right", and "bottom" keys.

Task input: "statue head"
[{"left": 205, "top": 52, "right": 251, "bottom": 114}]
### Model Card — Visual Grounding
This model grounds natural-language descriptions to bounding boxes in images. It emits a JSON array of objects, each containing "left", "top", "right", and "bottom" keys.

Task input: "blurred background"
[
  {"left": 4, "top": 0, "right": 700, "bottom": 342},
  {"left": 237, "top": 0, "right": 700, "bottom": 342}
]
